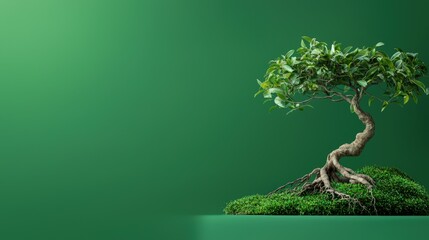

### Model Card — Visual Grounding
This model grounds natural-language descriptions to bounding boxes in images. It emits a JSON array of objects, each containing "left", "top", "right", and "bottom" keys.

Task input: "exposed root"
[
  {"left": 267, "top": 163, "right": 378, "bottom": 214},
  {"left": 269, "top": 163, "right": 374, "bottom": 196},
  {"left": 268, "top": 168, "right": 320, "bottom": 195}
]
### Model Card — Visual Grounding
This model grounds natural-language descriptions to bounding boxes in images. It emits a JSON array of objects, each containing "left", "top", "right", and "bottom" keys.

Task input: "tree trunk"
[
  {"left": 268, "top": 95, "right": 376, "bottom": 196},
  {"left": 320, "top": 95, "right": 376, "bottom": 190}
]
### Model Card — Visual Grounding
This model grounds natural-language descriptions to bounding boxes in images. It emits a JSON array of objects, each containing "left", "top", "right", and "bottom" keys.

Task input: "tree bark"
[{"left": 320, "top": 95, "right": 376, "bottom": 190}]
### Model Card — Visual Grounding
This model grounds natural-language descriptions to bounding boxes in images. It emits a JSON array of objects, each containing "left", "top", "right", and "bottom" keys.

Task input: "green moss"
[{"left": 224, "top": 166, "right": 429, "bottom": 215}]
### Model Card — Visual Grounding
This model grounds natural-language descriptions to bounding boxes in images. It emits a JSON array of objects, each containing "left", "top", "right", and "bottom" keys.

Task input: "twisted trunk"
[
  {"left": 319, "top": 95, "right": 375, "bottom": 191},
  {"left": 269, "top": 94, "right": 376, "bottom": 197}
]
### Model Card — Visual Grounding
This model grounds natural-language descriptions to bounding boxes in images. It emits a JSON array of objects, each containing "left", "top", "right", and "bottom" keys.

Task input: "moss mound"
[{"left": 224, "top": 166, "right": 429, "bottom": 215}]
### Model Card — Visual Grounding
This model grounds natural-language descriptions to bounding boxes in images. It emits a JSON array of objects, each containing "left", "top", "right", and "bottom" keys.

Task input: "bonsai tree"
[{"left": 256, "top": 36, "right": 428, "bottom": 198}]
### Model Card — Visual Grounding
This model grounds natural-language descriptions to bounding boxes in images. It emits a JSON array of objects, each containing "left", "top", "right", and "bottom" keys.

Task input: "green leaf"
[
  {"left": 367, "top": 66, "right": 378, "bottom": 76},
  {"left": 381, "top": 101, "right": 389, "bottom": 112},
  {"left": 357, "top": 80, "right": 368, "bottom": 87},
  {"left": 257, "top": 79, "right": 262, "bottom": 86},
  {"left": 311, "top": 49, "right": 322, "bottom": 55},
  {"left": 301, "top": 39, "right": 306, "bottom": 48},
  {"left": 395, "top": 81, "right": 402, "bottom": 92},
  {"left": 393, "top": 89, "right": 402, "bottom": 98},
  {"left": 355, "top": 49, "right": 368, "bottom": 58},
  {"left": 403, "top": 94, "right": 409, "bottom": 104},
  {"left": 254, "top": 89, "right": 264, "bottom": 97},
  {"left": 268, "top": 105, "right": 278, "bottom": 112},
  {"left": 343, "top": 85, "right": 350, "bottom": 93},
  {"left": 391, "top": 52, "right": 401, "bottom": 60},
  {"left": 260, "top": 81, "right": 270, "bottom": 89},
  {"left": 290, "top": 75, "right": 299, "bottom": 85},
  {"left": 263, "top": 90, "right": 272, "bottom": 98},
  {"left": 368, "top": 96, "right": 375, "bottom": 107},
  {"left": 350, "top": 104, "right": 355, "bottom": 113},
  {"left": 375, "top": 42, "right": 384, "bottom": 47},
  {"left": 285, "top": 50, "right": 294, "bottom": 58},
  {"left": 274, "top": 96, "right": 287, "bottom": 108},
  {"left": 282, "top": 64, "right": 294, "bottom": 72},
  {"left": 395, "top": 59, "right": 403, "bottom": 68},
  {"left": 302, "top": 36, "right": 313, "bottom": 43},
  {"left": 268, "top": 88, "right": 284, "bottom": 95},
  {"left": 410, "top": 79, "right": 428, "bottom": 94},
  {"left": 406, "top": 52, "right": 418, "bottom": 57},
  {"left": 265, "top": 65, "right": 277, "bottom": 75},
  {"left": 343, "top": 46, "right": 353, "bottom": 53}
]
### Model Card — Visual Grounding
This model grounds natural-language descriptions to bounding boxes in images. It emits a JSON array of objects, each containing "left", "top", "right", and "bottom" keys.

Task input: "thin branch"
[
  {"left": 313, "top": 95, "right": 334, "bottom": 100},
  {"left": 290, "top": 92, "right": 348, "bottom": 105},
  {"left": 331, "top": 98, "right": 345, "bottom": 102},
  {"left": 320, "top": 85, "right": 352, "bottom": 103},
  {"left": 289, "top": 93, "right": 317, "bottom": 105},
  {"left": 352, "top": 86, "right": 360, "bottom": 97},
  {"left": 364, "top": 90, "right": 384, "bottom": 103}
]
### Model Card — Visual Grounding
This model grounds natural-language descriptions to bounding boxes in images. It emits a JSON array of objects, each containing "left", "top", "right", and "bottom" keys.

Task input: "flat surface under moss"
[
  {"left": 224, "top": 166, "right": 429, "bottom": 215},
  {"left": 197, "top": 216, "right": 429, "bottom": 240}
]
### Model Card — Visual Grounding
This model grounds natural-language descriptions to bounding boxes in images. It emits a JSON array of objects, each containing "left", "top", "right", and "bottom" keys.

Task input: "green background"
[{"left": 0, "top": 0, "right": 428, "bottom": 239}]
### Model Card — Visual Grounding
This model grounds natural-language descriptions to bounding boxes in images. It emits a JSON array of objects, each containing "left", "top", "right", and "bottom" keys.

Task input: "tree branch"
[
  {"left": 320, "top": 85, "right": 352, "bottom": 103},
  {"left": 290, "top": 93, "right": 323, "bottom": 105},
  {"left": 358, "top": 87, "right": 366, "bottom": 101},
  {"left": 290, "top": 91, "right": 350, "bottom": 105},
  {"left": 363, "top": 90, "right": 384, "bottom": 103}
]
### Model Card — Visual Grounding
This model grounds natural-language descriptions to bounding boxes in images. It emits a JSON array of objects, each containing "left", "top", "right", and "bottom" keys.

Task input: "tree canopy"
[{"left": 255, "top": 37, "right": 428, "bottom": 114}]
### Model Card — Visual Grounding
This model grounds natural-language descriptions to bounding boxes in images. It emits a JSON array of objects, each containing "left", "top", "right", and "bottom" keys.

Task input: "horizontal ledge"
[{"left": 195, "top": 215, "right": 429, "bottom": 240}]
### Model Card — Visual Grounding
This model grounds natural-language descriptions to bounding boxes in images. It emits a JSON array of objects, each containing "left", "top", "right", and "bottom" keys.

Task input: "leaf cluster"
[{"left": 256, "top": 37, "right": 428, "bottom": 113}]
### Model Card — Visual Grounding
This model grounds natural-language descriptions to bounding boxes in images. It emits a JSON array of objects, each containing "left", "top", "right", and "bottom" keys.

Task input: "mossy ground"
[{"left": 224, "top": 166, "right": 429, "bottom": 215}]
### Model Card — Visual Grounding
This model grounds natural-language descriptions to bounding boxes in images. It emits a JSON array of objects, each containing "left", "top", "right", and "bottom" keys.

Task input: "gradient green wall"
[{"left": 0, "top": 0, "right": 428, "bottom": 239}]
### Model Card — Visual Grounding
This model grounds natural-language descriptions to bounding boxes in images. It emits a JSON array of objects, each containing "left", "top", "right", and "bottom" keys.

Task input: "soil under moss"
[{"left": 224, "top": 166, "right": 429, "bottom": 215}]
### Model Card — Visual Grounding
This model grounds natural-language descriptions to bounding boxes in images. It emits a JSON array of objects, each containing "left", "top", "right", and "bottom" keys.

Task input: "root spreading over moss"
[{"left": 224, "top": 166, "right": 429, "bottom": 215}]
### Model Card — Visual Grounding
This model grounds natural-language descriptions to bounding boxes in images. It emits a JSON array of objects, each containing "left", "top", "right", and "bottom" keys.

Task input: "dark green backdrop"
[{"left": 0, "top": 0, "right": 428, "bottom": 239}]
